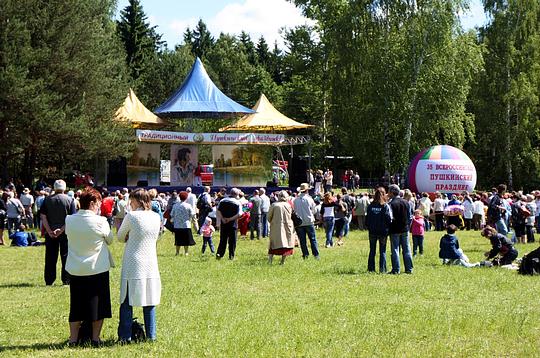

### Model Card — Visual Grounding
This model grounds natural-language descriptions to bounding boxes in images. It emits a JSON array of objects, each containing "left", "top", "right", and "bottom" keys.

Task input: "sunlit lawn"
[{"left": 1, "top": 227, "right": 539, "bottom": 357}]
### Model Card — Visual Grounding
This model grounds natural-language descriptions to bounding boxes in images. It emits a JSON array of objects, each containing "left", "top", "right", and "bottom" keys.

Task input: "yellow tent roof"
[
  {"left": 219, "top": 94, "right": 313, "bottom": 132},
  {"left": 115, "top": 89, "right": 167, "bottom": 128}
]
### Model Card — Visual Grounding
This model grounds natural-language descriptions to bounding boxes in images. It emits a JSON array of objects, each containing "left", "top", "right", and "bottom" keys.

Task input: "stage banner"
[
  {"left": 127, "top": 143, "right": 160, "bottom": 186},
  {"left": 212, "top": 145, "right": 272, "bottom": 187},
  {"left": 137, "top": 130, "right": 286, "bottom": 145},
  {"left": 170, "top": 144, "right": 198, "bottom": 186}
]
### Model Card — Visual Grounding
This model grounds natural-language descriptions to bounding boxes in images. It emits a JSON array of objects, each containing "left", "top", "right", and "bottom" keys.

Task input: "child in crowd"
[
  {"left": 411, "top": 209, "right": 425, "bottom": 256},
  {"left": 9, "top": 224, "right": 43, "bottom": 247},
  {"left": 200, "top": 217, "right": 215, "bottom": 255},
  {"left": 439, "top": 224, "right": 478, "bottom": 267}
]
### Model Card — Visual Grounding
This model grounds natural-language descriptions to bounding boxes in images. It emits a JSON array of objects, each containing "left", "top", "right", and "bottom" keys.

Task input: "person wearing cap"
[
  {"left": 216, "top": 188, "right": 242, "bottom": 260},
  {"left": 40, "top": 179, "right": 77, "bottom": 285},
  {"left": 20, "top": 188, "right": 34, "bottom": 229},
  {"left": 293, "top": 183, "right": 319, "bottom": 259},
  {"left": 387, "top": 184, "right": 414, "bottom": 274}
]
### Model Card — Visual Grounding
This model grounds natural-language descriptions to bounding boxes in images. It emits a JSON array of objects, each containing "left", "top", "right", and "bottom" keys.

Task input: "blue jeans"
[
  {"left": 202, "top": 236, "right": 215, "bottom": 254},
  {"left": 324, "top": 217, "right": 335, "bottom": 246},
  {"left": 412, "top": 235, "right": 424, "bottom": 255},
  {"left": 296, "top": 225, "right": 319, "bottom": 258},
  {"left": 368, "top": 234, "right": 387, "bottom": 273},
  {"left": 343, "top": 215, "right": 351, "bottom": 236},
  {"left": 118, "top": 289, "right": 157, "bottom": 341},
  {"left": 390, "top": 232, "right": 414, "bottom": 273},
  {"left": 261, "top": 212, "right": 268, "bottom": 237},
  {"left": 495, "top": 218, "right": 508, "bottom": 235}
]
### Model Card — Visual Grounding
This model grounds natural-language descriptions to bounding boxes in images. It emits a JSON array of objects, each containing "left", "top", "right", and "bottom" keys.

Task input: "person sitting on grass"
[
  {"left": 481, "top": 225, "right": 518, "bottom": 266},
  {"left": 9, "top": 224, "right": 42, "bottom": 247},
  {"left": 439, "top": 224, "right": 478, "bottom": 267}
]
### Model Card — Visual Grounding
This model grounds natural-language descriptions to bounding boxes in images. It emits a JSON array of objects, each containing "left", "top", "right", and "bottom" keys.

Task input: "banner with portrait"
[
  {"left": 127, "top": 143, "right": 160, "bottom": 186},
  {"left": 170, "top": 144, "right": 198, "bottom": 186},
  {"left": 212, "top": 145, "right": 272, "bottom": 187}
]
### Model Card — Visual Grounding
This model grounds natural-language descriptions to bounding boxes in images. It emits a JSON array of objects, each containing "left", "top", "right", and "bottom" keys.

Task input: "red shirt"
[{"left": 100, "top": 197, "right": 115, "bottom": 217}]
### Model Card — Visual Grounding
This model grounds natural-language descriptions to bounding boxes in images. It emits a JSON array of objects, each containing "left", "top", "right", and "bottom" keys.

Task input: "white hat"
[{"left": 53, "top": 179, "right": 66, "bottom": 191}]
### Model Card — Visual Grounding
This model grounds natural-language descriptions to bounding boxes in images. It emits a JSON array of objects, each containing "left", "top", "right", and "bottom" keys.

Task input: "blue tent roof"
[{"left": 154, "top": 57, "right": 255, "bottom": 118}]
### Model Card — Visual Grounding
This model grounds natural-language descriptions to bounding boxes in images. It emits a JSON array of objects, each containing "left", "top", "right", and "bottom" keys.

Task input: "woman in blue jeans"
[
  {"left": 321, "top": 192, "right": 338, "bottom": 248},
  {"left": 117, "top": 189, "right": 162, "bottom": 342},
  {"left": 365, "top": 187, "right": 392, "bottom": 273}
]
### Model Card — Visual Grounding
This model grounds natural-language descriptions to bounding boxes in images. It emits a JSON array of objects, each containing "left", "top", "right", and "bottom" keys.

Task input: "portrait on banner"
[{"left": 170, "top": 144, "right": 198, "bottom": 186}]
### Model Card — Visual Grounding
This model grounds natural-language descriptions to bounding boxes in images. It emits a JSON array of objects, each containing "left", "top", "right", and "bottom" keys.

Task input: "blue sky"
[{"left": 116, "top": 0, "right": 488, "bottom": 49}]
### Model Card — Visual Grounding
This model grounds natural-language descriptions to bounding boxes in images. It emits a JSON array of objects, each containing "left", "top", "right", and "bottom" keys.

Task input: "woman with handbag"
[
  {"left": 117, "top": 188, "right": 162, "bottom": 342},
  {"left": 65, "top": 188, "right": 114, "bottom": 346},
  {"left": 267, "top": 190, "right": 295, "bottom": 264}
]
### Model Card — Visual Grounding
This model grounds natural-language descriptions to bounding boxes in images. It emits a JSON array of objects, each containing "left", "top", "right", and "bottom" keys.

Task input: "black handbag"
[{"left": 291, "top": 211, "right": 303, "bottom": 227}]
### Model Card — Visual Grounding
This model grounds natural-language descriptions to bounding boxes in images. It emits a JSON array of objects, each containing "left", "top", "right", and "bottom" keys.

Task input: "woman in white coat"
[
  {"left": 267, "top": 190, "right": 295, "bottom": 264},
  {"left": 117, "top": 188, "right": 161, "bottom": 342},
  {"left": 65, "top": 188, "right": 113, "bottom": 346}
]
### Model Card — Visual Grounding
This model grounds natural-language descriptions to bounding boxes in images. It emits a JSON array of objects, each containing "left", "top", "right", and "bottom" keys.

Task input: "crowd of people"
[{"left": 1, "top": 176, "right": 540, "bottom": 345}]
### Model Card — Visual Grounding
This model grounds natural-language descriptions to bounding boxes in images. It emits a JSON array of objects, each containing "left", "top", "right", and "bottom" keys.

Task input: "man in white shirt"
[
  {"left": 185, "top": 187, "right": 197, "bottom": 211},
  {"left": 259, "top": 188, "right": 271, "bottom": 238}
]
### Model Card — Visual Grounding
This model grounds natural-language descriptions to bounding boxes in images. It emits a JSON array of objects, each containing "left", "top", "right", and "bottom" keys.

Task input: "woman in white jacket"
[
  {"left": 65, "top": 188, "right": 113, "bottom": 346},
  {"left": 117, "top": 188, "right": 161, "bottom": 342}
]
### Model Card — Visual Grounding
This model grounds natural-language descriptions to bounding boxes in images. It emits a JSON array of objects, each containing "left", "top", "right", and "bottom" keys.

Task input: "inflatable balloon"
[{"left": 407, "top": 145, "right": 477, "bottom": 194}]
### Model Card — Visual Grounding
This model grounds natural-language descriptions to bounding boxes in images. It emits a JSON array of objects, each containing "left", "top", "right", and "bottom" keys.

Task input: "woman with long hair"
[
  {"left": 321, "top": 192, "right": 338, "bottom": 248},
  {"left": 365, "top": 187, "right": 392, "bottom": 273}
]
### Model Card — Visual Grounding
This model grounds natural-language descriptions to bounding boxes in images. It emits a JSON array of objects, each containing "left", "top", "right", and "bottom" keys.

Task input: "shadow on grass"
[
  {"left": 0, "top": 339, "right": 118, "bottom": 352},
  {"left": 0, "top": 282, "right": 36, "bottom": 288},
  {"left": 325, "top": 266, "right": 358, "bottom": 275}
]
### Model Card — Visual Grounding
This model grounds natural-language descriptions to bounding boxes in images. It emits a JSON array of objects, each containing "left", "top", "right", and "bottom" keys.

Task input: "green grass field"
[{"left": 1, "top": 228, "right": 539, "bottom": 357}]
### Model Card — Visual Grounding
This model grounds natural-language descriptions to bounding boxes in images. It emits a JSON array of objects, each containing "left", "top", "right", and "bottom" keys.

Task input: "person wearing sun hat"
[
  {"left": 293, "top": 183, "right": 320, "bottom": 259},
  {"left": 20, "top": 187, "right": 34, "bottom": 229}
]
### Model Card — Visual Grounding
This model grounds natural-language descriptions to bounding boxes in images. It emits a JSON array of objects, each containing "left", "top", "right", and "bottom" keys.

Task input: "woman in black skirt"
[
  {"left": 170, "top": 191, "right": 196, "bottom": 255},
  {"left": 65, "top": 188, "right": 114, "bottom": 346}
]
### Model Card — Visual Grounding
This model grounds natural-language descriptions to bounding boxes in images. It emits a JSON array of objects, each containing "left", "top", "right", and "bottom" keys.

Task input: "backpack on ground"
[
  {"left": 131, "top": 318, "right": 146, "bottom": 341},
  {"left": 518, "top": 246, "right": 540, "bottom": 275}
]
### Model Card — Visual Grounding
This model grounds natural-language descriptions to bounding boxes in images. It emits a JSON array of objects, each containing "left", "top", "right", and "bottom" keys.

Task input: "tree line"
[{"left": 1, "top": 0, "right": 539, "bottom": 190}]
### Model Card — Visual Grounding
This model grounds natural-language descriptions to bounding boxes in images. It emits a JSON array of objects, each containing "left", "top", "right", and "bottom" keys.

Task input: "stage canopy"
[
  {"left": 154, "top": 57, "right": 255, "bottom": 118},
  {"left": 219, "top": 93, "right": 313, "bottom": 132},
  {"left": 115, "top": 89, "right": 168, "bottom": 128}
]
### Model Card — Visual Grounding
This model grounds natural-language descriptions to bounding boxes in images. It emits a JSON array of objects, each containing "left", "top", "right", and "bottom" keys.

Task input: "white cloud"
[{"left": 168, "top": 0, "right": 314, "bottom": 48}]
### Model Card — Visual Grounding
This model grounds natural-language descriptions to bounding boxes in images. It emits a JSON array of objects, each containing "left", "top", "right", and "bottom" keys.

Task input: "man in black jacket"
[{"left": 388, "top": 184, "right": 414, "bottom": 274}]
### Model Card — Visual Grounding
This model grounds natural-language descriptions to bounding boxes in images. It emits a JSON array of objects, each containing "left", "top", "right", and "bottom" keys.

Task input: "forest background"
[{"left": 1, "top": 0, "right": 539, "bottom": 190}]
